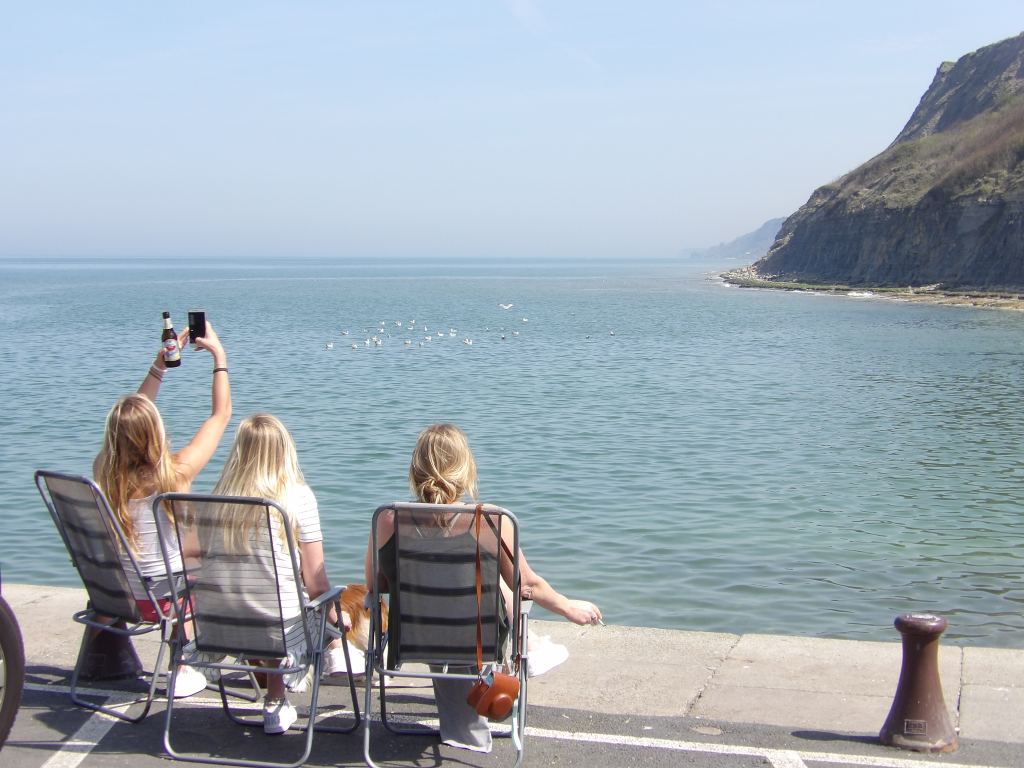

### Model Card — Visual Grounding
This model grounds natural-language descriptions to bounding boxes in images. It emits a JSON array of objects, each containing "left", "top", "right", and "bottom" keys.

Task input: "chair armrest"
[
  {"left": 143, "top": 572, "right": 185, "bottom": 600},
  {"left": 306, "top": 585, "right": 344, "bottom": 613}
]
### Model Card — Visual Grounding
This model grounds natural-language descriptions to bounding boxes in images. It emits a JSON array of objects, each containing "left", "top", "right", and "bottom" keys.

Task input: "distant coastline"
[{"left": 721, "top": 266, "right": 1024, "bottom": 312}]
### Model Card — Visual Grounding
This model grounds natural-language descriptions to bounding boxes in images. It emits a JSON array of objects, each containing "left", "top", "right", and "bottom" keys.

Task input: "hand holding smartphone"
[{"left": 188, "top": 310, "right": 207, "bottom": 344}]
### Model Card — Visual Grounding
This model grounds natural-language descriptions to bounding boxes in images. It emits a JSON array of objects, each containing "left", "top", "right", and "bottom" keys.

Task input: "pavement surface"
[{"left": 1, "top": 583, "right": 1022, "bottom": 767}]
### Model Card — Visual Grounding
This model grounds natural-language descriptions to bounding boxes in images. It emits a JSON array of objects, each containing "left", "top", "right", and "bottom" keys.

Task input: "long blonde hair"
[
  {"left": 94, "top": 394, "right": 182, "bottom": 548},
  {"left": 409, "top": 423, "right": 477, "bottom": 529},
  {"left": 212, "top": 413, "right": 303, "bottom": 552}
]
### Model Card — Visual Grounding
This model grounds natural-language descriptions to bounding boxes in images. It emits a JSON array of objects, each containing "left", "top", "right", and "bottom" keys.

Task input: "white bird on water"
[
  {"left": 325, "top": 342, "right": 334, "bottom": 350},
  {"left": 463, "top": 338, "right": 473, "bottom": 345},
  {"left": 499, "top": 303, "right": 514, "bottom": 310}
]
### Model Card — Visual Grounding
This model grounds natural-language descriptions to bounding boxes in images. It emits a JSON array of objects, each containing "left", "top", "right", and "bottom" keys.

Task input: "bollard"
[
  {"left": 78, "top": 623, "right": 144, "bottom": 681},
  {"left": 879, "top": 613, "right": 957, "bottom": 752}
]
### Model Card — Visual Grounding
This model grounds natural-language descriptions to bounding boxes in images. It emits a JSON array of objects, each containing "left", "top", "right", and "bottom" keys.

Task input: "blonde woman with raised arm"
[{"left": 93, "top": 322, "right": 231, "bottom": 698}]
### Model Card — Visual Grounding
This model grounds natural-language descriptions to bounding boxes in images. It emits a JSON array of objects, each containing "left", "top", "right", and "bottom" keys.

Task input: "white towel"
[{"left": 527, "top": 635, "right": 569, "bottom": 677}]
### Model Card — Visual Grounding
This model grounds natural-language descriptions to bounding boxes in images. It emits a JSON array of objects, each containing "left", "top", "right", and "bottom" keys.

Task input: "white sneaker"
[
  {"left": 263, "top": 698, "right": 297, "bottom": 735},
  {"left": 172, "top": 664, "right": 208, "bottom": 698},
  {"left": 322, "top": 644, "right": 365, "bottom": 682}
]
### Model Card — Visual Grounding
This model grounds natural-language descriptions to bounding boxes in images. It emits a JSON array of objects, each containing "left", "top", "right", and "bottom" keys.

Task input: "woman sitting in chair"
[
  {"left": 365, "top": 422, "right": 602, "bottom": 753},
  {"left": 211, "top": 413, "right": 351, "bottom": 735},
  {"left": 93, "top": 322, "right": 231, "bottom": 699}
]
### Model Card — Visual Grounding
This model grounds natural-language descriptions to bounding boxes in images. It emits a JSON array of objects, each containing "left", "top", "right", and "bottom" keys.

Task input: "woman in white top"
[
  {"left": 211, "top": 413, "right": 349, "bottom": 735},
  {"left": 93, "top": 322, "right": 231, "bottom": 697}
]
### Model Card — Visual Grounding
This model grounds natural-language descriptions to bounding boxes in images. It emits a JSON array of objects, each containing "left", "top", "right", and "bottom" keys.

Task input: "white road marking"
[
  {"left": 38, "top": 711, "right": 118, "bottom": 768},
  {"left": 26, "top": 683, "right": 148, "bottom": 768},
  {"left": 528, "top": 727, "right": 997, "bottom": 768},
  {"left": 766, "top": 750, "right": 810, "bottom": 768},
  {"left": 22, "top": 684, "right": 1001, "bottom": 768}
]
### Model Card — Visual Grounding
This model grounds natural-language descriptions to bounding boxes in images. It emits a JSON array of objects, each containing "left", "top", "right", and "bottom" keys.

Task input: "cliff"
[{"left": 754, "top": 32, "right": 1024, "bottom": 290}]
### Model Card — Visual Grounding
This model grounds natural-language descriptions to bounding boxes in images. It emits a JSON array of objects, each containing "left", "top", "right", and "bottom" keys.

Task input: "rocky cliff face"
[{"left": 755, "top": 32, "right": 1024, "bottom": 290}]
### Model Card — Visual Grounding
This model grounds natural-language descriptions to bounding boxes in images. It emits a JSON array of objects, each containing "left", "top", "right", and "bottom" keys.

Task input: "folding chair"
[
  {"left": 154, "top": 492, "right": 361, "bottom": 768},
  {"left": 364, "top": 503, "right": 530, "bottom": 768},
  {"left": 34, "top": 469, "right": 185, "bottom": 723}
]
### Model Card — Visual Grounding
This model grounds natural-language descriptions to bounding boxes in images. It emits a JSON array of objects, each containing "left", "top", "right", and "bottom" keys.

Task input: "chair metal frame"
[
  {"left": 364, "top": 502, "right": 530, "bottom": 768},
  {"left": 35, "top": 469, "right": 185, "bottom": 723},
  {"left": 154, "top": 491, "right": 361, "bottom": 768}
]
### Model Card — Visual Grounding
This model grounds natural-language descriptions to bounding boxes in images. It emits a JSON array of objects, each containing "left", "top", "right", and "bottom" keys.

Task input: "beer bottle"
[{"left": 161, "top": 311, "right": 182, "bottom": 368}]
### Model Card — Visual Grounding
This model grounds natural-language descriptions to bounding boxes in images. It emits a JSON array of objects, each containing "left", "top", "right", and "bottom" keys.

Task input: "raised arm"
[
  {"left": 138, "top": 328, "right": 190, "bottom": 402},
  {"left": 172, "top": 322, "right": 232, "bottom": 484}
]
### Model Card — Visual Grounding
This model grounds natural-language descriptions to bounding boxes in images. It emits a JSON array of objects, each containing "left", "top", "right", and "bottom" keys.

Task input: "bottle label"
[{"left": 163, "top": 338, "right": 181, "bottom": 363}]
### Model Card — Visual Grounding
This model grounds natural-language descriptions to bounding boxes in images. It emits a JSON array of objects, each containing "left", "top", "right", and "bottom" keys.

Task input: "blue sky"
[{"left": 2, "top": 2, "right": 1021, "bottom": 260}]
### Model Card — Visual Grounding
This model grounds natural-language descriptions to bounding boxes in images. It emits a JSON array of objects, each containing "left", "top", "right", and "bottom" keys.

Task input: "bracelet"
[
  {"left": 213, "top": 367, "right": 229, "bottom": 374},
  {"left": 148, "top": 365, "right": 165, "bottom": 382}
]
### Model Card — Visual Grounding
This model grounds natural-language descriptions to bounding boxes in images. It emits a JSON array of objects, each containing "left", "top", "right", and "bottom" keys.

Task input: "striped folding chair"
[
  {"left": 154, "top": 492, "right": 360, "bottom": 768},
  {"left": 364, "top": 503, "right": 530, "bottom": 768},
  {"left": 34, "top": 470, "right": 184, "bottom": 723}
]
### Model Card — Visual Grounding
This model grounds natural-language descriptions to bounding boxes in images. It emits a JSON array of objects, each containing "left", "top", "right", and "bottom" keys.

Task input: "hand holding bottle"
[
  {"left": 161, "top": 311, "right": 182, "bottom": 368},
  {"left": 152, "top": 327, "right": 190, "bottom": 370}
]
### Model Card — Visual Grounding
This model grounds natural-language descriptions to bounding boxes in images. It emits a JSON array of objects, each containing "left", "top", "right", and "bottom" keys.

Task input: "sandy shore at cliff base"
[{"left": 720, "top": 266, "right": 1024, "bottom": 311}]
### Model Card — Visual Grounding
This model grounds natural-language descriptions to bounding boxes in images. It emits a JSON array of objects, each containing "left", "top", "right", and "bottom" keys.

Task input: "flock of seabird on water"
[
  {"left": 323, "top": 302, "right": 618, "bottom": 351},
  {"left": 324, "top": 302, "right": 532, "bottom": 350}
]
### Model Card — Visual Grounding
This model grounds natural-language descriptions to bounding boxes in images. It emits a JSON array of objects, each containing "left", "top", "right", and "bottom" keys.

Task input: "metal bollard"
[{"left": 879, "top": 613, "right": 958, "bottom": 752}]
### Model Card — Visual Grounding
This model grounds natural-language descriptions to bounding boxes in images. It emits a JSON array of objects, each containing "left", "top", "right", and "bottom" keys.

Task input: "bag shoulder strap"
[
  {"left": 474, "top": 504, "right": 485, "bottom": 670},
  {"left": 474, "top": 503, "right": 519, "bottom": 671}
]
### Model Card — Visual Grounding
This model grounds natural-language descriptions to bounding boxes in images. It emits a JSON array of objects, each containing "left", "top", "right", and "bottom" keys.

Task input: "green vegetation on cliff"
[
  {"left": 835, "top": 95, "right": 1024, "bottom": 207},
  {"left": 755, "top": 32, "right": 1024, "bottom": 291}
]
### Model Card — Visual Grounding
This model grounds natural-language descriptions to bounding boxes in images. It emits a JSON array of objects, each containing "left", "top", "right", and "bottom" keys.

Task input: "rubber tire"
[{"left": 0, "top": 595, "right": 25, "bottom": 749}]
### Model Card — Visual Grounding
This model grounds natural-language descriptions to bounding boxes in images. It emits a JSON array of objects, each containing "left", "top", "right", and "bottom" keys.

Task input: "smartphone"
[{"left": 188, "top": 310, "right": 207, "bottom": 344}]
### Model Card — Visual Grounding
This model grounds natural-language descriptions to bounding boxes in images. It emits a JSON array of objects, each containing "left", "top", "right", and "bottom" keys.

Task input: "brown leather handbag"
[
  {"left": 466, "top": 667, "right": 519, "bottom": 721},
  {"left": 466, "top": 504, "right": 520, "bottom": 722}
]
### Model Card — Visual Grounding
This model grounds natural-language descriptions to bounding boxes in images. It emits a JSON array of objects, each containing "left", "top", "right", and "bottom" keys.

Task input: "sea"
[{"left": 2, "top": 256, "right": 1023, "bottom": 647}]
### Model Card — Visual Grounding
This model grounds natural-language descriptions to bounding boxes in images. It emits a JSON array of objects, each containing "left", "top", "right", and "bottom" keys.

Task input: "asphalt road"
[{"left": 2, "top": 678, "right": 1021, "bottom": 768}]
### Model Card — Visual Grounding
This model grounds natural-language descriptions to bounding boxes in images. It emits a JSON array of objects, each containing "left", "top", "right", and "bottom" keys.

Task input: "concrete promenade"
[{"left": 1, "top": 583, "right": 1022, "bottom": 767}]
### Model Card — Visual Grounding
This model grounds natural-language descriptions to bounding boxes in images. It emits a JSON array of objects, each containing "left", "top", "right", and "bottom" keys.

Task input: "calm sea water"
[{"left": 2, "top": 257, "right": 1023, "bottom": 647}]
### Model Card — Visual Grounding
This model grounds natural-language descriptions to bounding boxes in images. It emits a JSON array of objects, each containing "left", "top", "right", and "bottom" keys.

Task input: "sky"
[{"left": 2, "top": 2, "right": 1022, "bottom": 261}]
